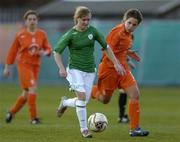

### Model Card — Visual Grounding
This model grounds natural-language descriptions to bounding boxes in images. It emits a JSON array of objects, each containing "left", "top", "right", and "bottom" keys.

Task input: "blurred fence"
[
  {"left": 0, "top": 10, "right": 180, "bottom": 86},
  {"left": 0, "top": 8, "right": 26, "bottom": 23},
  {"left": 133, "top": 20, "right": 180, "bottom": 86}
]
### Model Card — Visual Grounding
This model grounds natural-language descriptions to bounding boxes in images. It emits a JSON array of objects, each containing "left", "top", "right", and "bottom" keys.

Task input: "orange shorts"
[
  {"left": 17, "top": 63, "right": 39, "bottom": 89},
  {"left": 97, "top": 62, "right": 136, "bottom": 97}
]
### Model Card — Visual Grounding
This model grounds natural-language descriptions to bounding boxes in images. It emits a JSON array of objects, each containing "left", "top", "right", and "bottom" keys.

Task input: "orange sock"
[
  {"left": 27, "top": 93, "right": 37, "bottom": 120},
  {"left": 10, "top": 95, "right": 27, "bottom": 114},
  {"left": 128, "top": 100, "right": 140, "bottom": 130},
  {"left": 91, "top": 85, "right": 98, "bottom": 99}
]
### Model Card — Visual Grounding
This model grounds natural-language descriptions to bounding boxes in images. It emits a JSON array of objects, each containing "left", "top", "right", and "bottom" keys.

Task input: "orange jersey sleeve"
[
  {"left": 6, "top": 35, "right": 20, "bottom": 65},
  {"left": 42, "top": 32, "right": 52, "bottom": 56}
]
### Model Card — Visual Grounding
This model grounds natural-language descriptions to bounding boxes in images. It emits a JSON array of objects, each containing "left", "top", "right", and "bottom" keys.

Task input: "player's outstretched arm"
[
  {"left": 127, "top": 49, "right": 141, "bottom": 62},
  {"left": 105, "top": 46, "right": 125, "bottom": 76}
]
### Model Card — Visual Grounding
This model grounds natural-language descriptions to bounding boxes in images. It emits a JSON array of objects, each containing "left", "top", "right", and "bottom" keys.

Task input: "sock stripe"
[{"left": 76, "top": 105, "right": 85, "bottom": 108}]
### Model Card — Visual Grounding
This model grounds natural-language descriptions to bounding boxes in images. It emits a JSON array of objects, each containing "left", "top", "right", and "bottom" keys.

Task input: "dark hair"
[
  {"left": 123, "top": 9, "right": 143, "bottom": 24},
  {"left": 23, "top": 10, "right": 39, "bottom": 20}
]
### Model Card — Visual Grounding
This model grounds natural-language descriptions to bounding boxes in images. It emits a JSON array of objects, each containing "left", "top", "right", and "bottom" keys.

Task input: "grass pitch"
[{"left": 0, "top": 83, "right": 180, "bottom": 142}]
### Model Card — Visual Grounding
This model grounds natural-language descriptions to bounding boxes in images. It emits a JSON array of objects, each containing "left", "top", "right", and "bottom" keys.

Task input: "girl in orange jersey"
[
  {"left": 3, "top": 10, "right": 52, "bottom": 124},
  {"left": 91, "top": 9, "right": 149, "bottom": 136}
]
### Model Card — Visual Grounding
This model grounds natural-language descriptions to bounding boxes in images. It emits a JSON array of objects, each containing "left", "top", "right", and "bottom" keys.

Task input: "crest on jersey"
[
  {"left": 28, "top": 43, "right": 40, "bottom": 56},
  {"left": 88, "top": 34, "right": 93, "bottom": 40}
]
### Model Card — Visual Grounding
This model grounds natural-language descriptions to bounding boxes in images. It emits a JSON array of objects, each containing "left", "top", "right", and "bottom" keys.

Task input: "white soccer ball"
[{"left": 88, "top": 112, "right": 108, "bottom": 132}]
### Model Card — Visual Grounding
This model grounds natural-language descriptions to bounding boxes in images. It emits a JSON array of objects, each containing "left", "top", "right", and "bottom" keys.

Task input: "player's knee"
[
  {"left": 22, "top": 90, "right": 28, "bottom": 100},
  {"left": 76, "top": 99, "right": 86, "bottom": 107},
  {"left": 99, "top": 95, "right": 111, "bottom": 104},
  {"left": 100, "top": 90, "right": 112, "bottom": 104},
  {"left": 102, "top": 99, "right": 110, "bottom": 104},
  {"left": 28, "top": 86, "right": 37, "bottom": 94},
  {"left": 129, "top": 93, "right": 139, "bottom": 101},
  {"left": 103, "top": 97, "right": 111, "bottom": 104}
]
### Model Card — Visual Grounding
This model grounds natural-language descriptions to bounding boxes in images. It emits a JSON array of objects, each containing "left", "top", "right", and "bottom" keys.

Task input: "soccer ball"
[{"left": 88, "top": 112, "right": 108, "bottom": 132}]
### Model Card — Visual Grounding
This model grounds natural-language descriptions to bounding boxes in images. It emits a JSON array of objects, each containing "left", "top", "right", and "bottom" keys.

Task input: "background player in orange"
[
  {"left": 3, "top": 10, "right": 52, "bottom": 124},
  {"left": 91, "top": 9, "right": 149, "bottom": 136}
]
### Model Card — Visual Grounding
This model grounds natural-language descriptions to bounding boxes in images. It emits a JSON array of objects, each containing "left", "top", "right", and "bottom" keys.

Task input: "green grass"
[{"left": 0, "top": 83, "right": 180, "bottom": 142}]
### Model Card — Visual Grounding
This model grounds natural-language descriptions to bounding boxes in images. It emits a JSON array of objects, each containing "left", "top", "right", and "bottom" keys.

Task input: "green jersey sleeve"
[
  {"left": 54, "top": 30, "right": 71, "bottom": 54},
  {"left": 92, "top": 27, "right": 107, "bottom": 50}
]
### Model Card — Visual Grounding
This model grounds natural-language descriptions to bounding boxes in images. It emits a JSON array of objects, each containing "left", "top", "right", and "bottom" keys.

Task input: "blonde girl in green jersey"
[{"left": 54, "top": 6, "right": 125, "bottom": 138}]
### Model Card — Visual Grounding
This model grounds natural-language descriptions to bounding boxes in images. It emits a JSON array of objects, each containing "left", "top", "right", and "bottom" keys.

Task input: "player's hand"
[
  {"left": 114, "top": 62, "right": 126, "bottom": 76},
  {"left": 127, "top": 59, "right": 136, "bottom": 69},
  {"left": 39, "top": 49, "right": 51, "bottom": 57},
  {"left": 3, "top": 66, "right": 10, "bottom": 77},
  {"left": 127, "top": 49, "right": 141, "bottom": 62},
  {"left": 59, "top": 68, "right": 67, "bottom": 78}
]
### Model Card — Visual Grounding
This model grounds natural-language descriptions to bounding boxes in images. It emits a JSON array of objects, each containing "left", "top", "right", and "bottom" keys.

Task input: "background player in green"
[{"left": 54, "top": 6, "right": 125, "bottom": 138}]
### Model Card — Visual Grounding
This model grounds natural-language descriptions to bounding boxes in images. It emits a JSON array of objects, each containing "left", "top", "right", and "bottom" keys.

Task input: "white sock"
[
  {"left": 63, "top": 97, "right": 77, "bottom": 107},
  {"left": 75, "top": 100, "right": 88, "bottom": 131}
]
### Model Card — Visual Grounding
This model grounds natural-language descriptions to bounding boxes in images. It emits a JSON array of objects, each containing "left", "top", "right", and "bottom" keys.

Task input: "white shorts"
[{"left": 66, "top": 67, "right": 96, "bottom": 102}]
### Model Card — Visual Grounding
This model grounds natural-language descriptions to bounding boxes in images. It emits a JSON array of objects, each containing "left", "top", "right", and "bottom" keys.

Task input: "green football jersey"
[{"left": 54, "top": 25, "right": 107, "bottom": 72}]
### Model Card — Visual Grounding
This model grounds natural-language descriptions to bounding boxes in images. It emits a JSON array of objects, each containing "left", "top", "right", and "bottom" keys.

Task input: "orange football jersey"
[{"left": 6, "top": 28, "right": 52, "bottom": 65}]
